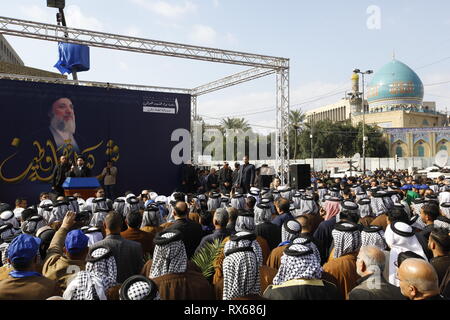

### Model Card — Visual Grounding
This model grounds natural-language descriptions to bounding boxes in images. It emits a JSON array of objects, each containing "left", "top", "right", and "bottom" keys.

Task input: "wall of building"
[{"left": 0, "top": 35, "right": 24, "bottom": 66}]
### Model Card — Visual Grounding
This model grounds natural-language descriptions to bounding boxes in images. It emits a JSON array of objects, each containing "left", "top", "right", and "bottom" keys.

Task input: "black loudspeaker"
[{"left": 289, "top": 164, "right": 311, "bottom": 189}]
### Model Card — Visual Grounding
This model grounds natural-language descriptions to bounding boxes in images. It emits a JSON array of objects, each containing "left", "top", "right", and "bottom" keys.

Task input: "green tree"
[{"left": 289, "top": 109, "right": 306, "bottom": 159}]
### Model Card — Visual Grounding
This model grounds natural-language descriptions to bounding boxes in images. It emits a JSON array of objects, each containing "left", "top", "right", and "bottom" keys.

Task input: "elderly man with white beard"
[{"left": 48, "top": 97, "right": 79, "bottom": 152}]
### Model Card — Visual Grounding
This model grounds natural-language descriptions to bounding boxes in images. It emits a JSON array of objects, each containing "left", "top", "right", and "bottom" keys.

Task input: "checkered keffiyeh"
[
  {"left": 358, "top": 201, "right": 372, "bottom": 218},
  {"left": 297, "top": 198, "right": 318, "bottom": 216},
  {"left": 281, "top": 220, "right": 302, "bottom": 242},
  {"left": 226, "top": 232, "right": 263, "bottom": 267},
  {"left": 235, "top": 214, "right": 255, "bottom": 233},
  {"left": 434, "top": 218, "right": 450, "bottom": 231},
  {"left": 86, "top": 248, "right": 117, "bottom": 291},
  {"left": 293, "top": 195, "right": 302, "bottom": 209},
  {"left": 207, "top": 197, "right": 221, "bottom": 211},
  {"left": 89, "top": 211, "right": 108, "bottom": 228},
  {"left": 21, "top": 216, "right": 47, "bottom": 236},
  {"left": 292, "top": 236, "right": 321, "bottom": 262},
  {"left": 0, "top": 242, "right": 11, "bottom": 266},
  {"left": 361, "top": 227, "right": 387, "bottom": 250},
  {"left": 222, "top": 245, "right": 260, "bottom": 300},
  {"left": 370, "top": 197, "right": 388, "bottom": 217},
  {"left": 318, "top": 188, "right": 328, "bottom": 202},
  {"left": 254, "top": 205, "right": 272, "bottom": 225},
  {"left": 48, "top": 203, "right": 69, "bottom": 224},
  {"left": 113, "top": 198, "right": 126, "bottom": 216},
  {"left": 230, "top": 197, "right": 245, "bottom": 210},
  {"left": 64, "top": 271, "right": 103, "bottom": 300},
  {"left": 332, "top": 222, "right": 362, "bottom": 258},
  {"left": 126, "top": 281, "right": 160, "bottom": 300},
  {"left": 123, "top": 197, "right": 141, "bottom": 217},
  {"left": 141, "top": 207, "right": 162, "bottom": 227},
  {"left": 272, "top": 244, "right": 322, "bottom": 285},
  {"left": 92, "top": 198, "right": 110, "bottom": 213},
  {"left": 440, "top": 204, "right": 450, "bottom": 219},
  {"left": 150, "top": 232, "right": 188, "bottom": 279},
  {"left": 64, "top": 247, "right": 117, "bottom": 300}
]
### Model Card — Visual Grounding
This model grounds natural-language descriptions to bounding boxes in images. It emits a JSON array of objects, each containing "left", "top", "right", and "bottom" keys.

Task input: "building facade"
[{"left": 305, "top": 58, "right": 448, "bottom": 158}]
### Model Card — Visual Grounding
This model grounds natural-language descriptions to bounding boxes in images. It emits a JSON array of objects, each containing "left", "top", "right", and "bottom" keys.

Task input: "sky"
[{"left": 1, "top": 0, "right": 450, "bottom": 134}]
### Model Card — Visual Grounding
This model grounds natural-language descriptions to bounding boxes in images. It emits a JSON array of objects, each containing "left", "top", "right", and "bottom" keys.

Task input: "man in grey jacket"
[{"left": 89, "top": 212, "right": 143, "bottom": 283}]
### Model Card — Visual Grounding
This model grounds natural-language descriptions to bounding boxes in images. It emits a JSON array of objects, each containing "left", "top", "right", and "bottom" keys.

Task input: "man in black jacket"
[
  {"left": 67, "top": 156, "right": 91, "bottom": 178},
  {"left": 166, "top": 201, "right": 203, "bottom": 259},
  {"left": 349, "top": 246, "right": 405, "bottom": 300},
  {"left": 235, "top": 156, "right": 255, "bottom": 194},
  {"left": 218, "top": 162, "right": 233, "bottom": 194},
  {"left": 51, "top": 155, "right": 71, "bottom": 196}
]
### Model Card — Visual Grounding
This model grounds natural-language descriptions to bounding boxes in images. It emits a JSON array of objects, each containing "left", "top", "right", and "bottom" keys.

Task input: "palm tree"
[
  {"left": 220, "top": 117, "right": 251, "bottom": 132},
  {"left": 289, "top": 109, "right": 306, "bottom": 159}
]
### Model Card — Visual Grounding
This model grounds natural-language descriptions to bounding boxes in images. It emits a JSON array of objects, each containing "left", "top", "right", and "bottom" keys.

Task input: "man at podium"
[{"left": 67, "top": 156, "right": 92, "bottom": 178}]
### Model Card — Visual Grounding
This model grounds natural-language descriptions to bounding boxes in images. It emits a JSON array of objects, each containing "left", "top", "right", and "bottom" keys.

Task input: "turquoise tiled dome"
[{"left": 367, "top": 59, "right": 424, "bottom": 108}]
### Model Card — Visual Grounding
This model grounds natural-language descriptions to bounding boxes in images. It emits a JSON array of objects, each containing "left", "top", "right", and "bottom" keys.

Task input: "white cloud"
[
  {"left": 20, "top": 4, "right": 104, "bottom": 31},
  {"left": 19, "top": 5, "right": 54, "bottom": 23},
  {"left": 65, "top": 5, "right": 104, "bottom": 31},
  {"left": 212, "top": 0, "right": 220, "bottom": 8},
  {"left": 130, "top": 0, "right": 197, "bottom": 19},
  {"left": 189, "top": 24, "right": 217, "bottom": 46}
]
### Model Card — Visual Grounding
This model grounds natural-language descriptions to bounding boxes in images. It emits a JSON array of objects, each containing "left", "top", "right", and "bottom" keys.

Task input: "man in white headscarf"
[
  {"left": 38, "top": 200, "right": 54, "bottom": 221},
  {"left": 266, "top": 220, "right": 302, "bottom": 270},
  {"left": 436, "top": 202, "right": 450, "bottom": 231},
  {"left": 207, "top": 193, "right": 221, "bottom": 212},
  {"left": 384, "top": 221, "right": 428, "bottom": 287},
  {"left": 264, "top": 243, "right": 341, "bottom": 300},
  {"left": 63, "top": 247, "right": 117, "bottom": 300}
]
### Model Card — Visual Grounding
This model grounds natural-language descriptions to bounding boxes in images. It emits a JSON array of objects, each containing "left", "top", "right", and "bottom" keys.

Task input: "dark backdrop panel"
[{"left": 0, "top": 79, "right": 190, "bottom": 205}]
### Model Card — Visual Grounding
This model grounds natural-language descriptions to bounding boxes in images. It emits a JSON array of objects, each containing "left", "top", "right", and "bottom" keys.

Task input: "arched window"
[
  {"left": 418, "top": 145, "right": 425, "bottom": 157},
  {"left": 396, "top": 146, "right": 403, "bottom": 157},
  {"left": 439, "top": 145, "right": 447, "bottom": 151},
  {"left": 422, "top": 119, "right": 429, "bottom": 126}
]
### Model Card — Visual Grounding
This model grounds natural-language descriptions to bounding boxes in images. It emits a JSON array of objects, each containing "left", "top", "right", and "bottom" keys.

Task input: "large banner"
[{"left": 0, "top": 79, "right": 191, "bottom": 204}]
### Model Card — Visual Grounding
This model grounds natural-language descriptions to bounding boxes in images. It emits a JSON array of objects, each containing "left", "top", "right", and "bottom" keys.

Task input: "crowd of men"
[{"left": 0, "top": 156, "right": 449, "bottom": 300}]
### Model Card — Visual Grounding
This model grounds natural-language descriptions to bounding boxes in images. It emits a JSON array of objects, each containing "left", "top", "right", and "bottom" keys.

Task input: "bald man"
[
  {"left": 349, "top": 246, "right": 404, "bottom": 300},
  {"left": 166, "top": 201, "right": 203, "bottom": 259},
  {"left": 397, "top": 258, "right": 445, "bottom": 300}
]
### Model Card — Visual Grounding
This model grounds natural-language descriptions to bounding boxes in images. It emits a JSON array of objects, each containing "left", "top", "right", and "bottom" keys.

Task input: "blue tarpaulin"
[{"left": 54, "top": 42, "right": 90, "bottom": 74}]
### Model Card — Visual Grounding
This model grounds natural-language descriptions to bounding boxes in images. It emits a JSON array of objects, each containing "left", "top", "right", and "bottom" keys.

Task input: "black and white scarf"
[
  {"left": 113, "top": 198, "right": 126, "bottom": 216},
  {"left": 235, "top": 211, "right": 255, "bottom": 233},
  {"left": 119, "top": 275, "right": 160, "bottom": 300},
  {"left": 292, "top": 236, "right": 321, "bottom": 262},
  {"left": 370, "top": 195, "right": 388, "bottom": 217},
  {"left": 141, "top": 205, "right": 162, "bottom": 227},
  {"left": 222, "top": 243, "right": 260, "bottom": 300},
  {"left": 226, "top": 231, "right": 263, "bottom": 267},
  {"left": 64, "top": 247, "right": 117, "bottom": 300},
  {"left": 358, "top": 199, "right": 372, "bottom": 218},
  {"left": 272, "top": 243, "right": 322, "bottom": 285},
  {"left": 150, "top": 230, "right": 187, "bottom": 278},
  {"left": 281, "top": 220, "right": 302, "bottom": 243},
  {"left": 332, "top": 221, "right": 361, "bottom": 258},
  {"left": 254, "top": 204, "right": 272, "bottom": 225},
  {"left": 48, "top": 201, "right": 70, "bottom": 224},
  {"left": 361, "top": 226, "right": 387, "bottom": 250},
  {"left": 230, "top": 195, "right": 245, "bottom": 210}
]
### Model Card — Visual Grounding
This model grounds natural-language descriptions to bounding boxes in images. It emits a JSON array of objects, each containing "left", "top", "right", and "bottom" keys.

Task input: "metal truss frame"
[{"left": 0, "top": 16, "right": 290, "bottom": 183}]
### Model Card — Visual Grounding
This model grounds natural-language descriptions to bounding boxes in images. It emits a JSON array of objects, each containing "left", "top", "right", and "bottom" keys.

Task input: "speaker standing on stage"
[
  {"left": 218, "top": 162, "right": 233, "bottom": 194},
  {"left": 51, "top": 155, "right": 71, "bottom": 197},
  {"left": 67, "top": 156, "right": 92, "bottom": 178},
  {"left": 235, "top": 155, "right": 255, "bottom": 194}
]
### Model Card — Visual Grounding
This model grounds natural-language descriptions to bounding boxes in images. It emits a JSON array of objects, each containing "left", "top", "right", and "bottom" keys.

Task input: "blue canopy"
[{"left": 54, "top": 42, "right": 90, "bottom": 74}]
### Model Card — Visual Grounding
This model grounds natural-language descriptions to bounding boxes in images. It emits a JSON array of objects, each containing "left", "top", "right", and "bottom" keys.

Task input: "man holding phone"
[{"left": 100, "top": 160, "right": 118, "bottom": 200}]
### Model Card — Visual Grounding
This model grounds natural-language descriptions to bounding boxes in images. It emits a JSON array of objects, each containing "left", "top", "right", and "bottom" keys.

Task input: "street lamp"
[
  {"left": 310, "top": 133, "right": 314, "bottom": 172},
  {"left": 353, "top": 69, "right": 373, "bottom": 173}
]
